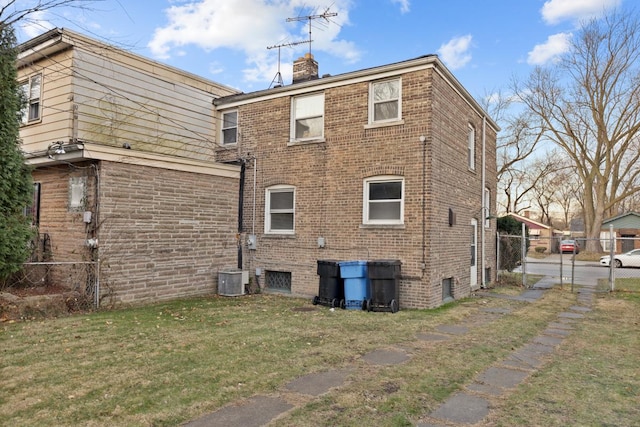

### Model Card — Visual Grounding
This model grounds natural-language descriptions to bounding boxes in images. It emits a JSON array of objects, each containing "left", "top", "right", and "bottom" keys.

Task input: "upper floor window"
[
  {"left": 221, "top": 111, "right": 238, "bottom": 145},
  {"left": 467, "top": 123, "right": 476, "bottom": 171},
  {"left": 20, "top": 74, "right": 42, "bottom": 124},
  {"left": 291, "top": 93, "right": 324, "bottom": 141},
  {"left": 369, "top": 78, "right": 401, "bottom": 123},
  {"left": 484, "top": 187, "right": 491, "bottom": 228},
  {"left": 363, "top": 176, "right": 404, "bottom": 225},
  {"left": 265, "top": 185, "right": 295, "bottom": 234}
]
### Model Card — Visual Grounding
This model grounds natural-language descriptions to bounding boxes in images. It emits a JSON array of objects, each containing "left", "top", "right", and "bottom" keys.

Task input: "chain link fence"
[
  {"left": 498, "top": 232, "right": 640, "bottom": 291},
  {"left": 1, "top": 233, "right": 97, "bottom": 310}
]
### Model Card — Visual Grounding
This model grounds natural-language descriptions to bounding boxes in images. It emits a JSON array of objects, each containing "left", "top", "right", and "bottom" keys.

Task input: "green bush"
[{"left": 535, "top": 246, "right": 547, "bottom": 253}]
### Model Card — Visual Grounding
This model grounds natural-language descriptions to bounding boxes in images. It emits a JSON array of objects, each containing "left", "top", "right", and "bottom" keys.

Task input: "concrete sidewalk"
[{"left": 184, "top": 277, "right": 595, "bottom": 427}]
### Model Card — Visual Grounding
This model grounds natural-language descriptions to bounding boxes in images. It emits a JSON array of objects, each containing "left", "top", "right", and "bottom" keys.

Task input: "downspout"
[
  {"left": 481, "top": 116, "right": 487, "bottom": 288},
  {"left": 420, "top": 135, "right": 427, "bottom": 273},
  {"left": 252, "top": 157, "right": 257, "bottom": 236},
  {"left": 93, "top": 162, "right": 101, "bottom": 308},
  {"left": 237, "top": 160, "right": 245, "bottom": 269}
]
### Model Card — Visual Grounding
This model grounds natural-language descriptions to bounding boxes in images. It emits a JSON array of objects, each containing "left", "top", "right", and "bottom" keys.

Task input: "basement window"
[{"left": 265, "top": 270, "right": 291, "bottom": 293}]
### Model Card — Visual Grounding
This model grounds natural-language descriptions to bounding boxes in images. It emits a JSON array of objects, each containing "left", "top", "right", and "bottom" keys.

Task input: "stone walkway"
[{"left": 184, "top": 277, "right": 595, "bottom": 427}]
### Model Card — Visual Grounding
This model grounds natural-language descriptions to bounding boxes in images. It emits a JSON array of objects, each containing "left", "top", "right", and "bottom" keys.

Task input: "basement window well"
[{"left": 266, "top": 270, "right": 291, "bottom": 293}]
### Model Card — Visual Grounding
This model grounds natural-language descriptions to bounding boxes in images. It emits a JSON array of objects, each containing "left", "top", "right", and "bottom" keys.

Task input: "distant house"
[
  {"left": 602, "top": 212, "right": 640, "bottom": 253},
  {"left": 505, "top": 212, "right": 562, "bottom": 253},
  {"left": 17, "top": 29, "right": 241, "bottom": 306},
  {"left": 213, "top": 53, "right": 499, "bottom": 308}
]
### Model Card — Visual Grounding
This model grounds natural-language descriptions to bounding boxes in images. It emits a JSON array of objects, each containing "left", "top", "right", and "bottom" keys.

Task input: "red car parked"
[{"left": 560, "top": 239, "right": 580, "bottom": 254}]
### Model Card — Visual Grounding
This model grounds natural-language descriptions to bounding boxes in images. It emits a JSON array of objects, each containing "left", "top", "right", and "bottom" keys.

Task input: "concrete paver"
[
  {"left": 183, "top": 396, "right": 292, "bottom": 427},
  {"left": 429, "top": 393, "right": 490, "bottom": 424},
  {"left": 476, "top": 366, "right": 530, "bottom": 389},
  {"left": 362, "top": 348, "right": 411, "bottom": 366},
  {"left": 185, "top": 276, "right": 595, "bottom": 427},
  {"left": 285, "top": 369, "right": 351, "bottom": 396}
]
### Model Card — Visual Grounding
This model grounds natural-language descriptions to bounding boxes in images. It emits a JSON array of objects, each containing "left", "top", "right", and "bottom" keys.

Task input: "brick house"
[
  {"left": 214, "top": 53, "right": 499, "bottom": 308},
  {"left": 506, "top": 212, "right": 563, "bottom": 253},
  {"left": 602, "top": 212, "right": 640, "bottom": 253},
  {"left": 17, "top": 29, "right": 241, "bottom": 306}
]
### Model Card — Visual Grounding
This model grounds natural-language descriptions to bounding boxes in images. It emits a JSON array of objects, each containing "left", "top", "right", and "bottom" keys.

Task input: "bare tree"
[
  {"left": 515, "top": 10, "right": 640, "bottom": 252},
  {"left": 552, "top": 163, "right": 582, "bottom": 229},
  {"left": 0, "top": 0, "right": 97, "bottom": 27},
  {"left": 482, "top": 91, "right": 545, "bottom": 215}
]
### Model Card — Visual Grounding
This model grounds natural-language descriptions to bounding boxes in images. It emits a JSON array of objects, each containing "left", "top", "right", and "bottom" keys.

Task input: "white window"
[
  {"left": 265, "top": 185, "right": 295, "bottom": 234},
  {"left": 69, "top": 177, "right": 87, "bottom": 212},
  {"left": 484, "top": 187, "right": 491, "bottom": 228},
  {"left": 369, "top": 78, "right": 401, "bottom": 123},
  {"left": 221, "top": 111, "right": 237, "bottom": 145},
  {"left": 363, "top": 176, "right": 404, "bottom": 225},
  {"left": 291, "top": 93, "right": 324, "bottom": 141},
  {"left": 468, "top": 124, "right": 475, "bottom": 170},
  {"left": 20, "top": 74, "right": 42, "bottom": 124}
]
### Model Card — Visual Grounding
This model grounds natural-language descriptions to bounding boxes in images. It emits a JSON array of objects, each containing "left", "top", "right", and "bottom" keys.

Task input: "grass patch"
[
  {"left": 490, "top": 272, "right": 543, "bottom": 296},
  {"left": 1, "top": 287, "right": 637, "bottom": 426},
  {"left": 486, "top": 292, "right": 640, "bottom": 427}
]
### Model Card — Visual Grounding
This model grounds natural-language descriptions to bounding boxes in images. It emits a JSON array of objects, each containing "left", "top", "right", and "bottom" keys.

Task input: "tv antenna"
[
  {"left": 267, "top": 39, "right": 309, "bottom": 88},
  {"left": 286, "top": 7, "right": 338, "bottom": 55}
]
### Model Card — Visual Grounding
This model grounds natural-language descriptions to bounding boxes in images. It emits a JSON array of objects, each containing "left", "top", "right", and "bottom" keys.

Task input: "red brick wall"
[{"left": 217, "top": 66, "right": 497, "bottom": 308}]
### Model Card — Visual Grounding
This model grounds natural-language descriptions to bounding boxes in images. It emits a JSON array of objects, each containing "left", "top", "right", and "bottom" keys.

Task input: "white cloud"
[
  {"left": 527, "top": 32, "right": 572, "bottom": 65},
  {"left": 391, "top": 0, "right": 410, "bottom": 14},
  {"left": 148, "top": 0, "right": 360, "bottom": 84},
  {"left": 19, "top": 10, "right": 55, "bottom": 38},
  {"left": 541, "top": 0, "right": 621, "bottom": 25},
  {"left": 437, "top": 35, "right": 473, "bottom": 70}
]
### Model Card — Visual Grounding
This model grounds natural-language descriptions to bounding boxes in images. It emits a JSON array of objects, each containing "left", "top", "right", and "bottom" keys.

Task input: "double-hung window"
[
  {"left": 369, "top": 78, "right": 401, "bottom": 123},
  {"left": 20, "top": 74, "right": 42, "bottom": 124},
  {"left": 291, "top": 93, "right": 324, "bottom": 141},
  {"left": 221, "top": 111, "right": 238, "bottom": 145},
  {"left": 363, "top": 176, "right": 404, "bottom": 225},
  {"left": 265, "top": 185, "right": 295, "bottom": 234},
  {"left": 484, "top": 187, "right": 491, "bottom": 228},
  {"left": 468, "top": 124, "right": 476, "bottom": 171}
]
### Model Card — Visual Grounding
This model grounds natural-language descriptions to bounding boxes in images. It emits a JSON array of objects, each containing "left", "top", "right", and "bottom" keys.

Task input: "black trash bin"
[
  {"left": 366, "top": 260, "right": 401, "bottom": 313},
  {"left": 312, "top": 260, "right": 344, "bottom": 308}
]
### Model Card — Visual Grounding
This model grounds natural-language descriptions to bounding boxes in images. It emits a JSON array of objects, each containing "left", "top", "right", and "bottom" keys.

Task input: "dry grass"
[
  {"left": 482, "top": 295, "right": 640, "bottom": 427},
  {"left": 1, "top": 285, "right": 638, "bottom": 427}
]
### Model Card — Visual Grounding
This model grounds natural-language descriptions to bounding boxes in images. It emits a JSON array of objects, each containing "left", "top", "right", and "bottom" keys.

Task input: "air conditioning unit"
[{"left": 218, "top": 270, "right": 248, "bottom": 296}]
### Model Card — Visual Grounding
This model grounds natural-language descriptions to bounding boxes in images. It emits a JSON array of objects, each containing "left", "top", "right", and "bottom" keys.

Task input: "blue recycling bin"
[{"left": 339, "top": 260, "right": 369, "bottom": 310}]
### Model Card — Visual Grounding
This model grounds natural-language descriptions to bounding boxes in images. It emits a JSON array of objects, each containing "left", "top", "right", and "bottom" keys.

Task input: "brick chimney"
[{"left": 292, "top": 53, "right": 319, "bottom": 83}]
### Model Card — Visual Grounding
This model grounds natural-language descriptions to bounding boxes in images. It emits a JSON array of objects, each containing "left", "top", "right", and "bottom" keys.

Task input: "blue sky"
[{"left": 12, "top": 0, "right": 625, "bottom": 100}]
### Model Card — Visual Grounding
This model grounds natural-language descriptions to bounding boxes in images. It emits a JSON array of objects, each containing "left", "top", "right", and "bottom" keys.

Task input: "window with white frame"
[
  {"left": 363, "top": 176, "right": 404, "bottom": 225},
  {"left": 20, "top": 74, "right": 42, "bottom": 124},
  {"left": 69, "top": 177, "right": 87, "bottom": 212},
  {"left": 369, "top": 78, "right": 401, "bottom": 123},
  {"left": 265, "top": 185, "right": 295, "bottom": 233},
  {"left": 484, "top": 187, "right": 491, "bottom": 228},
  {"left": 468, "top": 123, "right": 476, "bottom": 170},
  {"left": 221, "top": 111, "right": 237, "bottom": 144},
  {"left": 291, "top": 93, "right": 324, "bottom": 141}
]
